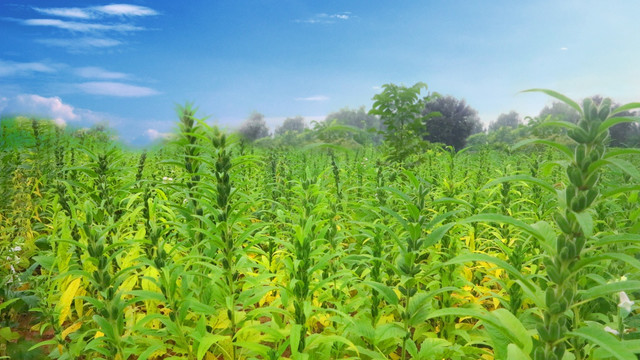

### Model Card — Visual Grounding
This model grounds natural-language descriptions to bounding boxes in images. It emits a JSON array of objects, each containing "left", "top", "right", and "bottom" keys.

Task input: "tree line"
[{"left": 235, "top": 82, "right": 640, "bottom": 153}]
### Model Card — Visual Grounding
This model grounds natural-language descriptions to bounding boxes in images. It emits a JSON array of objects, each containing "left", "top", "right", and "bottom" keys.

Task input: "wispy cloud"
[
  {"left": 295, "top": 12, "right": 353, "bottom": 24},
  {"left": 76, "top": 66, "right": 128, "bottom": 80},
  {"left": 32, "top": 7, "right": 91, "bottom": 19},
  {"left": 5, "top": 4, "right": 159, "bottom": 53},
  {"left": 0, "top": 59, "right": 57, "bottom": 77},
  {"left": 35, "top": 37, "right": 122, "bottom": 50},
  {"left": 33, "top": 4, "right": 158, "bottom": 19},
  {"left": 23, "top": 18, "right": 144, "bottom": 32},
  {"left": 77, "top": 81, "right": 159, "bottom": 97},
  {"left": 295, "top": 95, "right": 329, "bottom": 101},
  {"left": 93, "top": 4, "right": 158, "bottom": 17},
  {"left": 560, "top": 47, "right": 568, "bottom": 51}
]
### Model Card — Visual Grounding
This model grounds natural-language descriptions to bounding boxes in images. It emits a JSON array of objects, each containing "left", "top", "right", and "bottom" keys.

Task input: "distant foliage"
[
  {"left": 275, "top": 116, "right": 307, "bottom": 136},
  {"left": 238, "top": 111, "right": 270, "bottom": 141},
  {"left": 325, "top": 106, "right": 380, "bottom": 130},
  {"left": 489, "top": 111, "right": 521, "bottom": 133}
]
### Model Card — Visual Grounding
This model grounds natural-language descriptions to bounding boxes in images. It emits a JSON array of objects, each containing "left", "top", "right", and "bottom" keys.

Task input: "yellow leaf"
[
  {"left": 61, "top": 322, "right": 82, "bottom": 339},
  {"left": 56, "top": 277, "right": 82, "bottom": 326},
  {"left": 95, "top": 331, "right": 104, "bottom": 339}
]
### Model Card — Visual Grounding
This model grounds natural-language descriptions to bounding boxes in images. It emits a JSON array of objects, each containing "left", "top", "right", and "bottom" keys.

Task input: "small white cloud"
[
  {"left": 76, "top": 66, "right": 128, "bottom": 80},
  {"left": 23, "top": 18, "right": 144, "bottom": 32},
  {"left": 145, "top": 128, "right": 172, "bottom": 140},
  {"left": 36, "top": 37, "right": 122, "bottom": 49},
  {"left": 77, "top": 81, "right": 159, "bottom": 97},
  {"left": 372, "top": 86, "right": 382, "bottom": 90},
  {"left": 560, "top": 47, "right": 568, "bottom": 50},
  {"left": 295, "top": 95, "right": 329, "bottom": 101},
  {"left": 295, "top": 12, "right": 353, "bottom": 24},
  {"left": 0, "top": 59, "right": 57, "bottom": 77}
]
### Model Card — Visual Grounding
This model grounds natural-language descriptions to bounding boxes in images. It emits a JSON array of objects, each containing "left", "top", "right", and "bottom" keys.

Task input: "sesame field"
[{"left": 1, "top": 95, "right": 640, "bottom": 360}]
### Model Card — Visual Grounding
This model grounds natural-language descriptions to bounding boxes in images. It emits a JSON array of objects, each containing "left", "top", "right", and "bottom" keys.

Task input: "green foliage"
[{"left": 369, "top": 82, "right": 436, "bottom": 161}]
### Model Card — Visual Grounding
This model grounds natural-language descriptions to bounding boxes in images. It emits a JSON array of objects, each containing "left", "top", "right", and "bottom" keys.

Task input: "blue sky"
[{"left": 1, "top": 1, "right": 639, "bottom": 145}]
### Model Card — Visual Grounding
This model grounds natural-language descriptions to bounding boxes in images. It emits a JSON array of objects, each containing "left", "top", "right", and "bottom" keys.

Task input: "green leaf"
[
  {"left": 423, "top": 223, "right": 455, "bottom": 248},
  {"left": 28, "top": 339, "right": 58, "bottom": 352},
  {"left": 568, "top": 326, "right": 636, "bottom": 360},
  {"left": 483, "top": 174, "right": 556, "bottom": 194},
  {"left": 599, "top": 116, "right": 640, "bottom": 133},
  {"left": 512, "top": 138, "right": 574, "bottom": 160},
  {"left": 460, "top": 214, "right": 545, "bottom": 243},
  {"left": 521, "top": 89, "right": 583, "bottom": 115},
  {"left": 611, "top": 102, "right": 640, "bottom": 116},
  {"left": 306, "top": 334, "right": 359, "bottom": 355},
  {"left": 0, "top": 327, "right": 20, "bottom": 341},
  {"left": 426, "top": 307, "right": 531, "bottom": 353},
  {"left": 606, "top": 158, "right": 640, "bottom": 180},
  {"left": 0, "top": 298, "right": 20, "bottom": 312},
  {"left": 603, "top": 185, "right": 640, "bottom": 198},
  {"left": 363, "top": 281, "right": 399, "bottom": 305},
  {"left": 597, "top": 233, "right": 640, "bottom": 246},
  {"left": 581, "top": 280, "right": 640, "bottom": 302},
  {"left": 197, "top": 334, "right": 226, "bottom": 360},
  {"left": 445, "top": 253, "right": 540, "bottom": 303},
  {"left": 507, "top": 343, "right": 532, "bottom": 360},
  {"left": 573, "top": 211, "right": 593, "bottom": 237},
  {"left": 290, "top": 324, "right": 302, "bottom": 356},
  {"left": 492, "top": 309, "right": 532, "bottom": 354}
]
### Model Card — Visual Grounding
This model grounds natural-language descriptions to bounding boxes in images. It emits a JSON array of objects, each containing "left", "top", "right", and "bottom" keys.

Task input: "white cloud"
[
  {"left": 145, "top": 128, "right": 173, "bottom": 140},
  {"left": 0, "top": 59, "right": 57, "bottom": 77},
  {"left": 295, "top": 95, "right": 329, "bottom": 101},
  {"left": 560, "top": 47, "right": 568, "bottom": 50},
  {"left": 0, "top": 94, "right": 78, "bottom": 126},
  {"left": 23, "top": 18, "right": 144, "bottom": 32},
  {"left": 77, "top": 81, "right": 159, "bottom": 97},
  {"left": 76, "top": 66, "right": 128, "bottom": 80},
  {"left": 33, "top": 4, "right": 158, "bottom": 19},
  {"left": 33, "top": 7, "right": 91, "bottom": 19},
  {"left": 295, "top": 12, "right": 353, "bottom": 24},
  {"left": 36, "top": 37, "right": 122, "bottom": 49},
  {"left": 93, "top": 4, "right": 158, "bottom": 17}
]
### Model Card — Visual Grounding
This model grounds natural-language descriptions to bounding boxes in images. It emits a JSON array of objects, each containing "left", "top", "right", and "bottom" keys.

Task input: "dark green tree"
[{"left": 422, "top": 95, "right": 482, "bottom": 150}]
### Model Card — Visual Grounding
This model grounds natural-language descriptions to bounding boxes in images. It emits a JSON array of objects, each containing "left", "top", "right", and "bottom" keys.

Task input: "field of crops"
[{"left": 1, "top": 96, "right": 640, "bottom": 359}]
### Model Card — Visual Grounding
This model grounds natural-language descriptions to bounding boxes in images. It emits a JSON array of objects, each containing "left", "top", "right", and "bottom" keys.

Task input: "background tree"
[
  {"left": 275, "top": 116, "right": 306, "bottom": 136},
  {"left": 325, "top": 106, "right": 381, "bottom": 145},
  {"left": 538, "top": 101, "right": 580, "bottom": 124},
  {"left": 488, "top": 111, "right": 520, "bottom": 132},
  {"left": 369, "top": 82, "right": 435, "bottom": 161},
  {"left": 238, "top": 111, "right": 270, "bottom": 141},
  {"left": 325, "top": 106, "right": 380, "bottom": 130},
  {"left": 422, "top": 95, "right": 482, "bottom": 150}
]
